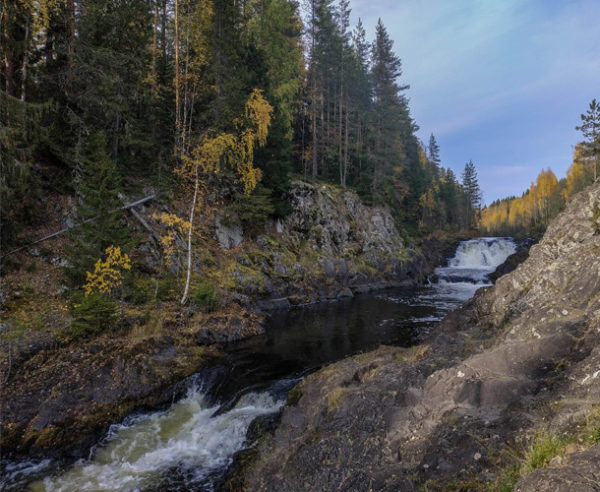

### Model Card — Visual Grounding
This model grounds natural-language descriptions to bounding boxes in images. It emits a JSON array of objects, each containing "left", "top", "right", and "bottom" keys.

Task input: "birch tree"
[{"left": 177, "top": 89, "right": 273, "bottom": 304}]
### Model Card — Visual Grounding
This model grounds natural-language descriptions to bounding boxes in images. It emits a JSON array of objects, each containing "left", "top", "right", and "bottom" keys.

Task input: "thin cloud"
[{"left": 350, "top": 0, "right": 600, "bottom": 202}]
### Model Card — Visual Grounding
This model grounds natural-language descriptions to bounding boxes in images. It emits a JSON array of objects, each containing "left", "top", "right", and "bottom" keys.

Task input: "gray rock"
[
  {"left": 514, "top": 446, "right": 600, "bottom": 492},
  {"left": 216, "top": 212, "right": 243, "bottom": 250}
]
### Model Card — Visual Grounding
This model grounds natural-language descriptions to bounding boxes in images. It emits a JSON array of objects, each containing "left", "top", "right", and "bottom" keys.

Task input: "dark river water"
[{"left": 2, "top": 238, "right": 516, "bottom": 492}]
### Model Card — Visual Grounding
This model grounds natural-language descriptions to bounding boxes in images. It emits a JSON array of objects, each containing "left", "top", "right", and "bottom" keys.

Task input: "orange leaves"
[
  {"left": 84, "top": 246, "right": 131, "bottom": 296},
  {"left": 480, "top": 167, "right": 560, "bottom": 234}
]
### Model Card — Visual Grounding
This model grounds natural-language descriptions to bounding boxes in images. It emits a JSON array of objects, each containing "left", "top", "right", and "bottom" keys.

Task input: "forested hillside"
[
  {"left": 480, "top": 99, "right": 600, "bottom": 238},
  {"left": 1, "top": 0, "right": 482, "bottom": 262}
]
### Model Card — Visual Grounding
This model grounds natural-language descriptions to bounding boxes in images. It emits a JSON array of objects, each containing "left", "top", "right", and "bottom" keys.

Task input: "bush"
[
  {"left": 64, "top": 294, "right": 118, "bottom": 341},
  {"left": 192, "top": 281, "right": 218, "bottom": 312}
]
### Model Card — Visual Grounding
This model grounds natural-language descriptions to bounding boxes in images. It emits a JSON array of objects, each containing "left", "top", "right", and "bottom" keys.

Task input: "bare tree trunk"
[
  {"left": 20, "top": 18, "right": 29, "bottom": 102},
  {"left": 343, "top": 102, "right": 349, "bottom": 188},
  {"left": 182, "top": 21, "right": 190, "bottom": 153},
  {"left": 151, "top": 0, "right": 158, "bottom": 85},
  {"left": 66, "top": 0, "right": 75, "bottom": 90},
  {"left": 181, "top": 166, "right": 200, "bottom": 305},
  {"left": 174, "top": 0, "right": 181, "bottom": 152},
  {"left": 310, "top": 0, "right": 317, "bottom": 179},
  {"left": 1, "top": 3, "right": 16, "bottom": 97},
  {"left": 311, "top": 79, "right": 318, "bottom": 178},
  {"left": 161, "top": 0, "right": 167, "bottom": 62}
]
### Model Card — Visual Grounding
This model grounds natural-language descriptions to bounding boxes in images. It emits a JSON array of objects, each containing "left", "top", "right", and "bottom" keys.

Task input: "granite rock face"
[
  {"left": 281, "top": 181, "right": 403, "bottom": 256},
  {"left": 233, "top": 183, "right": 600, "bottom": 490},
  {"left": 226, "top": 181, "right": 453, "bottom": 307}
]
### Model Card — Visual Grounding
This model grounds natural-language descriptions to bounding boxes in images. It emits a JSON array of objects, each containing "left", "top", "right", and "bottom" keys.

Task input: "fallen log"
[{"left": 2, "top": 194, "right": 156, "bottom": 259}]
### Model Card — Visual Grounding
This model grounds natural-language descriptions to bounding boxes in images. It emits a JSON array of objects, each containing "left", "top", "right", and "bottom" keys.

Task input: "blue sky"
[{"left": 349, "top": 0, "right": 600, "bottom": 204}]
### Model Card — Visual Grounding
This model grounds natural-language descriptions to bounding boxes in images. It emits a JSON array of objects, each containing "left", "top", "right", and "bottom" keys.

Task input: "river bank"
[
  {"left": 233, "top": 183, "right": 600, "bottom": 491},
  {"left": 3, "top": 235, "right": 518, "bottom": 490}
]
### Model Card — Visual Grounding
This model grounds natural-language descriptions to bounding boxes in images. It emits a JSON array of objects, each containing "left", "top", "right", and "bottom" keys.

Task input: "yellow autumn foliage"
[
  {"left": 480, "top": 167, "right": 560, "bottom": 234},
  {"left": 84, "top": 246, "right": 132, "bottom": 296},
  {"left": 180, "top": 89, "right": 273, "bottom": 195},
  {"left": 153, "top": 213, "right": 191, "bottom": 266}
]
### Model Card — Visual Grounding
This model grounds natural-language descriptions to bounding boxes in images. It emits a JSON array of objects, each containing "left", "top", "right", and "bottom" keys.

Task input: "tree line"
[
  {"left": 2, "top": 0, "right": 484, "bottom": 266},
  {"left": 480, "top": 99, "right": 600, "bottom": 238}
]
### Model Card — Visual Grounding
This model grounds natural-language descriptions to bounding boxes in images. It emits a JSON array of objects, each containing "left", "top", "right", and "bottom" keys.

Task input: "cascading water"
[
  {"left": 432, "top": 237, "right": 516, "bottom": 297},
  {"left": 16, "top": 384, "right": 284, "bottom": 492},
  {"left": 3, "top": 237, "right": 517, "bottom": 492}
]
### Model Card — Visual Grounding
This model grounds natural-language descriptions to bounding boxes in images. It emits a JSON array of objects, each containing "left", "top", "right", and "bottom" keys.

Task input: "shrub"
[
  {"left": 192, "top": 281, "right": 218, "bottom": 312},
  {"left": 64, "top": 294, "right": 118, "bottom": 341}
]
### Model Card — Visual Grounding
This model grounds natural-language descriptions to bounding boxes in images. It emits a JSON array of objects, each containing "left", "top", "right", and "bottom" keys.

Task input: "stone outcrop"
[
  {"left": 226, "top": 182, "right": 453, "bottom": 308},
  {"left": 281, "top": 181, "right": 402, "bottom": 258},
  {"left": 233, "top": 183, "right": 600, "bottom": 490},
  {"left": 0, "top": 309, "right": 263, "bottom": 459}
]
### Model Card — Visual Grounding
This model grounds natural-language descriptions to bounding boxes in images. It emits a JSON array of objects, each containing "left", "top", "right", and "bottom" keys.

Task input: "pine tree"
[
  {"left": 73, "top": 0, "right": 154, "bottom": 171},
  {"left": 576, "top": 98, "right": 600, "bottom": 182},
  {"left": 428, "top": 133, "right": 440, "bottom": 166},
  {"left": 244, "top": 0, "right": 303, "bottom": 215},
  {"left": 370, "top": 19, "right": 409, "bottom": 203}
]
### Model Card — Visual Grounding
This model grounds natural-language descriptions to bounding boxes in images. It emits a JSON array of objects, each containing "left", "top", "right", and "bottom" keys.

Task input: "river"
[{"left": 2, "top": 237, "right": 516, "bottom": 491}]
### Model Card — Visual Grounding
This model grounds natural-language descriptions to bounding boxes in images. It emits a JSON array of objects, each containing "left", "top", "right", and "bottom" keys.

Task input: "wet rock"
[
  {"left": 256, "top": 298, "right": 291, "bottom": 311},
  {"left": 1, "top": 333, "right": 219, "bottom": 460}
]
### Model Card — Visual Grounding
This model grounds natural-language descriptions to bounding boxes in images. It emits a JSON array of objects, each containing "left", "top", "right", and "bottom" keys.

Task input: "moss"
[
  {"left": 287, "top": 384, "right": 303, "bottom": 406},
  {"left": 553, "top": 358, "right": 570, "bottom": 374},
  {"left": 25, "top": 425, "right": 63, "bottom": 451},
  {"left": 486, "top": 464, "right": 521, "bottom": 492},
  {"left": 327, "top": 386, "right": 349, "bottom": 411}
]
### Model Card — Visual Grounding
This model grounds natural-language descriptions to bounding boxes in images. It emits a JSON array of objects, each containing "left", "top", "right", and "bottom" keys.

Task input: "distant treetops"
[{"left": 480, "top": 98, "right": 599, "bottom": 237}]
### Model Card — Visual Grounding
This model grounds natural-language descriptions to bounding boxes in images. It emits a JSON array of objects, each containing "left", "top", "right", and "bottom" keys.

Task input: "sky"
[{"left": 348, "top": 0, "right": 600, "bottom": 204}]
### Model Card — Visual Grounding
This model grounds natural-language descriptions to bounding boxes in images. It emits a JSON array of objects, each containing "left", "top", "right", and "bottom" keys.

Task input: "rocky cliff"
[
  {"left": 232, "top": 183, "right": 600, "bottom": 490},
  {"left": 216, "top": 181, "right": 446, "bottom": 311}
]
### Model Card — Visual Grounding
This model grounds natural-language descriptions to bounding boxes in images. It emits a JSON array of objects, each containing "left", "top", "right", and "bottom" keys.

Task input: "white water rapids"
[{"left": 23, "top": 387, "right": 283, "bottom": 492}]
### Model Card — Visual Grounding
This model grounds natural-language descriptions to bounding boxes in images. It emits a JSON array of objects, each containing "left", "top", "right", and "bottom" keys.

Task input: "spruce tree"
[
  {"left": 461, "top": 160, "right": 482, "bottom": 228},
  {"left": 66, "top": 132, "right": 129, "bottom": 285},
  {"left": 370, "top": 19, "right": 408, "bottom": 203},
  {"left": 428, "top": 133, "right": 440, "bottom": 166}
]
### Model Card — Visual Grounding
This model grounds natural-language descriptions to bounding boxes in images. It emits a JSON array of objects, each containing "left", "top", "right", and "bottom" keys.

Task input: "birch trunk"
[{"left": 181, "top": 166, "right": 200, "bottom": 305}]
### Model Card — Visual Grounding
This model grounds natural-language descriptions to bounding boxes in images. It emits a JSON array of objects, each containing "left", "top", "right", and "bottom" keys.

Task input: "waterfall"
[{"left": 434, "top": 237, "right": 516, "bottom": 286}]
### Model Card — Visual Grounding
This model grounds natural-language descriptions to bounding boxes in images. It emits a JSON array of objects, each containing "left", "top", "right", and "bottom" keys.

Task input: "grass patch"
[
  {"left": 487, "top": 406, "right": 600, "bottom": 492},
  {"left": 521, "top": 432, "right": 569, "bottom": 473},
  {"left": 581, "top": 406, "right": 600, "bottom": 445},
  {"left": 395, "top": 344, "right": 430, "bottom": 364}
]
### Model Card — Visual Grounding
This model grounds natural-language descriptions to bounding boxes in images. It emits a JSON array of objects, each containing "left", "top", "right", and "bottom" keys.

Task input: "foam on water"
[
  {"left": 435, "top": 237, "right": 516, "bottom": 287},
  {"left": 27, "top": 387, "right": 283, "bottom": 492}
]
